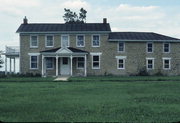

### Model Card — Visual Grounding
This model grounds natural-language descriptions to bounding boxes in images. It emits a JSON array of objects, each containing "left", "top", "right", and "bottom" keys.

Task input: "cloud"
[{"left": 61, "top": 0, "right": 90, "bottom": 9}]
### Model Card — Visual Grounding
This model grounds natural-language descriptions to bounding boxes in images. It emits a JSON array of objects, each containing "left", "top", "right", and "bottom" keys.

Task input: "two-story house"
[{"left": 16, "top": 17, "right": 180, "bottom": 76}]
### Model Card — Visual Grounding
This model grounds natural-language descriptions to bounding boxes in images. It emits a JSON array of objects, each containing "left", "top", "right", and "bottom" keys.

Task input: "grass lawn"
[{"left": 0, "top": 76, "right": 180, "bottom": 122}]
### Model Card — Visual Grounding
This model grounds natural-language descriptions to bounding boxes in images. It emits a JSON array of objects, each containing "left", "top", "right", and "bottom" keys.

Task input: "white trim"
[
  {"left": 92, "top": 34, "right": 100, "bottom": 47},
  {"left": 28, "top": 53, "right": 40, "bottom": 56},
  {"left": 163, "top": 42, "right": 170, "bottom": 53},
  {"left": 118, "top": 42, "right": 125, "bottom": 52},
  {"left": 90, "top": 52, "right": 102, "bottom": 55},
  {"left": 45, "top": 35, "right": 54, "bottom": 48},
  {"left": 61, "top": 34, "right": 69, "bottom": 47},
  {"left": 162, "top": 57, "right": 171, "bottom": 60},
  {"left": 91, "top": 53, "right": 101, "bottom": 69},
  {"left": 115, "top": 56, "right": 127, "bottom": 59},
  {"left": 30, "top": 55, "right": 39, "bottom": 70},
  {"left": 146, "top": 58, "right": 154, "bottom": 70},
  {"left": 162, "top": 58, "right": 171, "bottom": 70},
  {"left": 116, "top": 56, "right": 126, "bottom": 70},
  {"left": 146, "top": 42, "right": 153, "bottom": 53},
  {"left": 76, "top": 34, "right": 85, "bottom": 47},
  {"left": 30, "top": 35, "right": 38, "bottom": 48}
]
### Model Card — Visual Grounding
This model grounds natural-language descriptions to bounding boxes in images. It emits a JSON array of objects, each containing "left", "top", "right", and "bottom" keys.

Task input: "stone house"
[{"left": 16, "top": 17, "right": 180, "bottom": 76}]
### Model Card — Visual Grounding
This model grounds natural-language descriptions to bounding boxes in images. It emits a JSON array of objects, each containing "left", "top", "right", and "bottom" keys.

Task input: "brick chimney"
[
  {"left": 23, "top": 16, "right": 28, "bottom": 24},
  {"left": 103, "top": 18, "right": 107, "bottom": 24}
]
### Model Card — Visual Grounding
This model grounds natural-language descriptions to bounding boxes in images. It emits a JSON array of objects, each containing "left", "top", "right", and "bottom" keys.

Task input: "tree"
[
  {"left": 63, "top": 8, "right": 87, "bottom": 23},
  {"left": 0, "top": 51, "right": 3, "bottom": 68}
]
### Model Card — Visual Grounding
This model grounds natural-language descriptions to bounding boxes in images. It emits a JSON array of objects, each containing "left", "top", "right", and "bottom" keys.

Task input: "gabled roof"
[
  {"left": 108, "top": 32, "right": 180, "bottom": 41},
  {"left": 16, "top": 23, "right": 111, "bottom": 33},
  {"left": 41, "top": 47, "right": 88, "bottom": 53}
]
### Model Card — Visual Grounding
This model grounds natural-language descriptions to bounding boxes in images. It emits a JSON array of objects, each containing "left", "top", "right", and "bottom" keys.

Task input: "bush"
[{"left": 137, "top": 67, "right": 149, "bottom": 76}]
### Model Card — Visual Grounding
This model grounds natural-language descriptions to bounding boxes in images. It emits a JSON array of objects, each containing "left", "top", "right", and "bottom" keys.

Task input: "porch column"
[
  {"left": 41, "top": 55, "right": 44, "bottom": 77},
  {"left": 56, "top": 56, "right": 58, "bottom": 76},
  {"left": 70, "top": 55, "right": 73, "bottom": 76},
  {"left": 14, "top": 58, "right": 16, "bottom": 73},
  {"left": 10, "top": 58, "right": 12, "bottom": 74},
  {"left": 84, "top": 55, "right": 87, "bottom": 76},
  {"left": 5, "top": 56, "right": 7, "bottom": 75}
]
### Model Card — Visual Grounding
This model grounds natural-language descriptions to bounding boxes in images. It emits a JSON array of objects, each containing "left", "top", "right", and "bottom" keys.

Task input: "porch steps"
[{"left": 54, "top": 76, "right": 70, "bottom": 81}]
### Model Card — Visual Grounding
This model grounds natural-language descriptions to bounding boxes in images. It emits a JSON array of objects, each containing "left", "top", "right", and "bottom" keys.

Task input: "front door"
[{"left": 60, "top": 57, "right": 70, "bottom": 75}]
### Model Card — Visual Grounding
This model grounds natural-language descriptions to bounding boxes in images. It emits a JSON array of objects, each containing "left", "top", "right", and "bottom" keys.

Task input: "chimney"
[
  {"left": 23, "top": 16, "right": 28, "bottom": 24},
  {"left": 103, "top": 18, "right": 107, "bottom": 24}
]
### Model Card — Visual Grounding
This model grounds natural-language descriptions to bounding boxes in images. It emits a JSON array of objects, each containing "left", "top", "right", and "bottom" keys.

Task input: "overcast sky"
[{"left": 0, "top": 0, "right": 180, "bottom": 51}]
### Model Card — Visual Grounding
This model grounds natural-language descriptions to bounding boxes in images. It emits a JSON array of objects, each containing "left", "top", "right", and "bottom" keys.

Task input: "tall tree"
[{"left": 0, "top": 51, "right": 3, "bottom": 68}]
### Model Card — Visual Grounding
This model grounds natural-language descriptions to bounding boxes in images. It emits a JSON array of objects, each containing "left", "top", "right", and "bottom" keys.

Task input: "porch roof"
[{"left": 41, "top": 47, "right": 88, "bottom": 54}]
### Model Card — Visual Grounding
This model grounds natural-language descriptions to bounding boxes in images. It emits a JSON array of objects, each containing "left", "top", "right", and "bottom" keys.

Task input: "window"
[
  {"left": 118, "top": 59, "right": 125, "bottom": 69},
  {"left": 92, "top": 35, "right": 100, "bottom": 47},
  {"left": 147, "top": 42, "right": 153, "bottom": 53},
  {"left": 77, "top": 57, "right": 84, "bottom": 69},
  {"left": 46, "top": 35, "right": 54, "bottom": 47},
  {"left": 146, "top": 58, "right": 154, "bottom": 70},
  {"left": 46, "top": 57, "right": 53, "bottom": 69},
  {"left": 30, "top": 36, "right": 38, "bottom": 48},
  {"left": 163, "top": 43, "right": 170, "bottom": 53},
  {"left": 77, "top": 35, "right": 85, "bottom": 47},
  {"left": 118, "top": 42, "right": 125, "bottom": 52},
  {"left": 61, "top": 35, "right": 69, "bottom": 47},
  {"left": 163, "top": 58, "right": 171, "bottom": 70},
  {"left": 30, "top": 56, "right": 38, "bottom": 69}
]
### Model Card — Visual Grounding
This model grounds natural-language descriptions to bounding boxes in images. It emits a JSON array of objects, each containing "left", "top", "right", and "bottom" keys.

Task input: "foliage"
[
  {"left": 0, "top": 51, "right": 3, "bottom": 68},
  {"left": 0, "top": 79, "right": 180, "bottom": 122},
  {"left": 63, "top": 8, "right": 87, "bottom": 23}
]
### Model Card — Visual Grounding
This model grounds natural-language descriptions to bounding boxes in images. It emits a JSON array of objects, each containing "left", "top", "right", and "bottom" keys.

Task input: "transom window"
[
  {"left": 147, "top": 42, "right": 153, "bottom": 53},
  {"left": 77, "top": 35, "right": 85, "bottom": 47},
  {"left": 146, "top": 58, "right": 154, "bottom": 70},
  {"left": 92, "top": 35, "right": 100, "bottom": 47},
  {"left": 163, "top": 43, "right": 170, "bottom": 53},
  {"left": 30, "top": 56, "right": 38, "bottom": 69},
  {"left": 61, "top": 35, "right": 69, "bottom": 47},
  {"left": 118, "top": 42, "right": 125, "bottom": 52},
  {"left": 163, "top": 58, "right": 171, "bottom": 69},
  {"left": 30, "top": 36, "right": 38, "bottom": 48},
  {"left": 92, "top": 55, "right": 100, "bottom": 69},
  {"left": 46, "top": 57, "right": 54, "bottom": 69},
  {"left": 77, "top": 57, "right": 84, "bottom": 69},
  {"left": 46, "top": 36, "right": 54, "bottom": 47}
]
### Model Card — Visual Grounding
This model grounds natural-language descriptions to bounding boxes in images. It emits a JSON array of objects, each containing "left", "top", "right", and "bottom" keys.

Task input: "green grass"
[{"left": 0, "top": 76, "right": 180, "bottom": 122}]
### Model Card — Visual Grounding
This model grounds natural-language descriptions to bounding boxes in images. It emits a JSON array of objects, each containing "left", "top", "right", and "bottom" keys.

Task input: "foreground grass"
[{"left": 0, "top": 77, "right": 180, "bottom": 122}]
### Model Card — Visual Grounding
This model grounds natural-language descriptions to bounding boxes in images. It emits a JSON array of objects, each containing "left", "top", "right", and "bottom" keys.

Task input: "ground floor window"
[
  {"left": 77, "top": 57, "right": 84, "bottom": 69},
  {"left": 92, "top": 55, "right": 100, "bottom": 69},
  {"left": 46, "top": 57, "right": 54, "bottom": 69},
  {"left": 30, "top": 56, "right": 38, "bottom": 69},
  {"left": 146, "top": 58, "right": 154, "bottom": 70},
  {"left": 118, "top": 59, "right": 125, "bottom": 69},
  {"left": 163, "top": 58, "right": 171, "bottom": 70}
]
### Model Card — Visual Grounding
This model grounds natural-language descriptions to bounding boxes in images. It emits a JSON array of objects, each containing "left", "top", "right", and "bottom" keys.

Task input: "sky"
[{"left": 0, "top": 0, "right": 180, "bottom": 71}]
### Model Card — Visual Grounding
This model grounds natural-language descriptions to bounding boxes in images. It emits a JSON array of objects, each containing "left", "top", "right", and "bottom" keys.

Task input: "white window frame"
[
  {"left": 146, "top": 58, "right": 154, "bottom": 70},
  {"left": 61, "top": 35, "right": 69, "bottom": 47},
  {"left": 163, "top": 57, "right": 171, "bottom": 70},
  {"left": 90, "top": 52, "right": 102, "bottom": 69},
  {"left": 76, "top": 57, "right": 85, "bottom": 69},
  {"left": 92, "top": 34, "right": 100, "bottom": 47},
  {"left": 118, "top": 42, "right": 125, "bottom": 52},
  {"left": 30, "top": 35, "right": 38, "bottom": 48},
  {"left": 45, "top": 35, "right": 54, "bottom": 48},
  {"left": 163, "top": 43, "right": 170, "bottom": 53},
  {"left": 76, "top": 35, "right": 85, "bottom": 47},
  {"left": 116, "top": 56, "right": 126, "bottom": 70},
  {"left": 29, "top": 55, "right": 39, "bottom": 70},
  {"left": 46, "top": 57, "right": 54, "bottom": 70},
  {"left": 146, "top": 42, "right": 153, "bottom": 53}
]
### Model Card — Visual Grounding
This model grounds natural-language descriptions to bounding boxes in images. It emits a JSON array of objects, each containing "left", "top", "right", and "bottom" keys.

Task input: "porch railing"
[{"left": 5, "top": 46, "right": 20, "bottom": 56}]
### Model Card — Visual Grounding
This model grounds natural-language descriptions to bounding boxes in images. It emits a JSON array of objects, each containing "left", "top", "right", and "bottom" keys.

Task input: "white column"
[
  {"left": 70, "top": 55, "right": 73, "bottom": 76},
  {"left": 41, "top": 55, "right": 44, "bottom": 77},
  {"left": 56, "top": 56, "right": 58, "bottom": 76},
  {"left": 14, "top": 58, "right": 16, "bottom": 73},
  {"left": 5, "top": 57, "right": 7, "bottom": 75},
  {"left": 84, "top": 55, "right": 87, "bottom": 76},
  {"left": 10, "top": 58, "right": 12, "bottom": 74}
]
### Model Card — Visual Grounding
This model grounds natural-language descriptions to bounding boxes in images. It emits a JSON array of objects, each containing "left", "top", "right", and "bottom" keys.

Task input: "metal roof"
[
  {"left": 16, "top": 23, "right": 111, "bottom": 33},
  {"left": 108, "top": 32, "right": 180, "bottom": 41}
]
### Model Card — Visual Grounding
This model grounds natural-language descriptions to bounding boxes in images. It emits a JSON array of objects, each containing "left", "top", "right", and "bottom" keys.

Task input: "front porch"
[{"left": 41, "top": 47, "right": 88, "bottom": 77}]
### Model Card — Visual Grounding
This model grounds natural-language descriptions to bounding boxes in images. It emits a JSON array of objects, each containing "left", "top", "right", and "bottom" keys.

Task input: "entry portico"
[{"left": 41, "top": 47, "right": 88, "bottom": 77}]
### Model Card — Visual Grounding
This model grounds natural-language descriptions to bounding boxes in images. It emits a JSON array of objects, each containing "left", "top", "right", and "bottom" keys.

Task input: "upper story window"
[
  {"left": 163, "top": 43, "right": 170, "bottom": 53},
  {"left": 30, "top": 35, "right": 38, "bottom": 48},
  {"left": 30, "top": 55, "right": 38, "bottom": 69},
  {"left": 118, "top": 42, "right": 125, "bottom": 52},
  {"left": 76, "top": 35, "right": 85, "bottom": 47},
  {"left": 146, "top": 58, "right": 154, "bottom": 70},
  {"left": 147, "top": 42, "right": 153, "bottom": 53},
  {"left": 46, "top": 57, "right": 54, "bottom": 69},
  {"left": 92, "top": 35, "right": 100, "bottom": 47},
  {"left": 163, "top": 58, "right": 171, "bottom": 70},
  {"left": 61, "top": 35, "right": 69, "bottom": 47},
  {"left": 46, "top": 35, "right": 54, "bottom": 47},
  {"left": 77, "top": 57, "right": 85, "bottom": 69}
]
